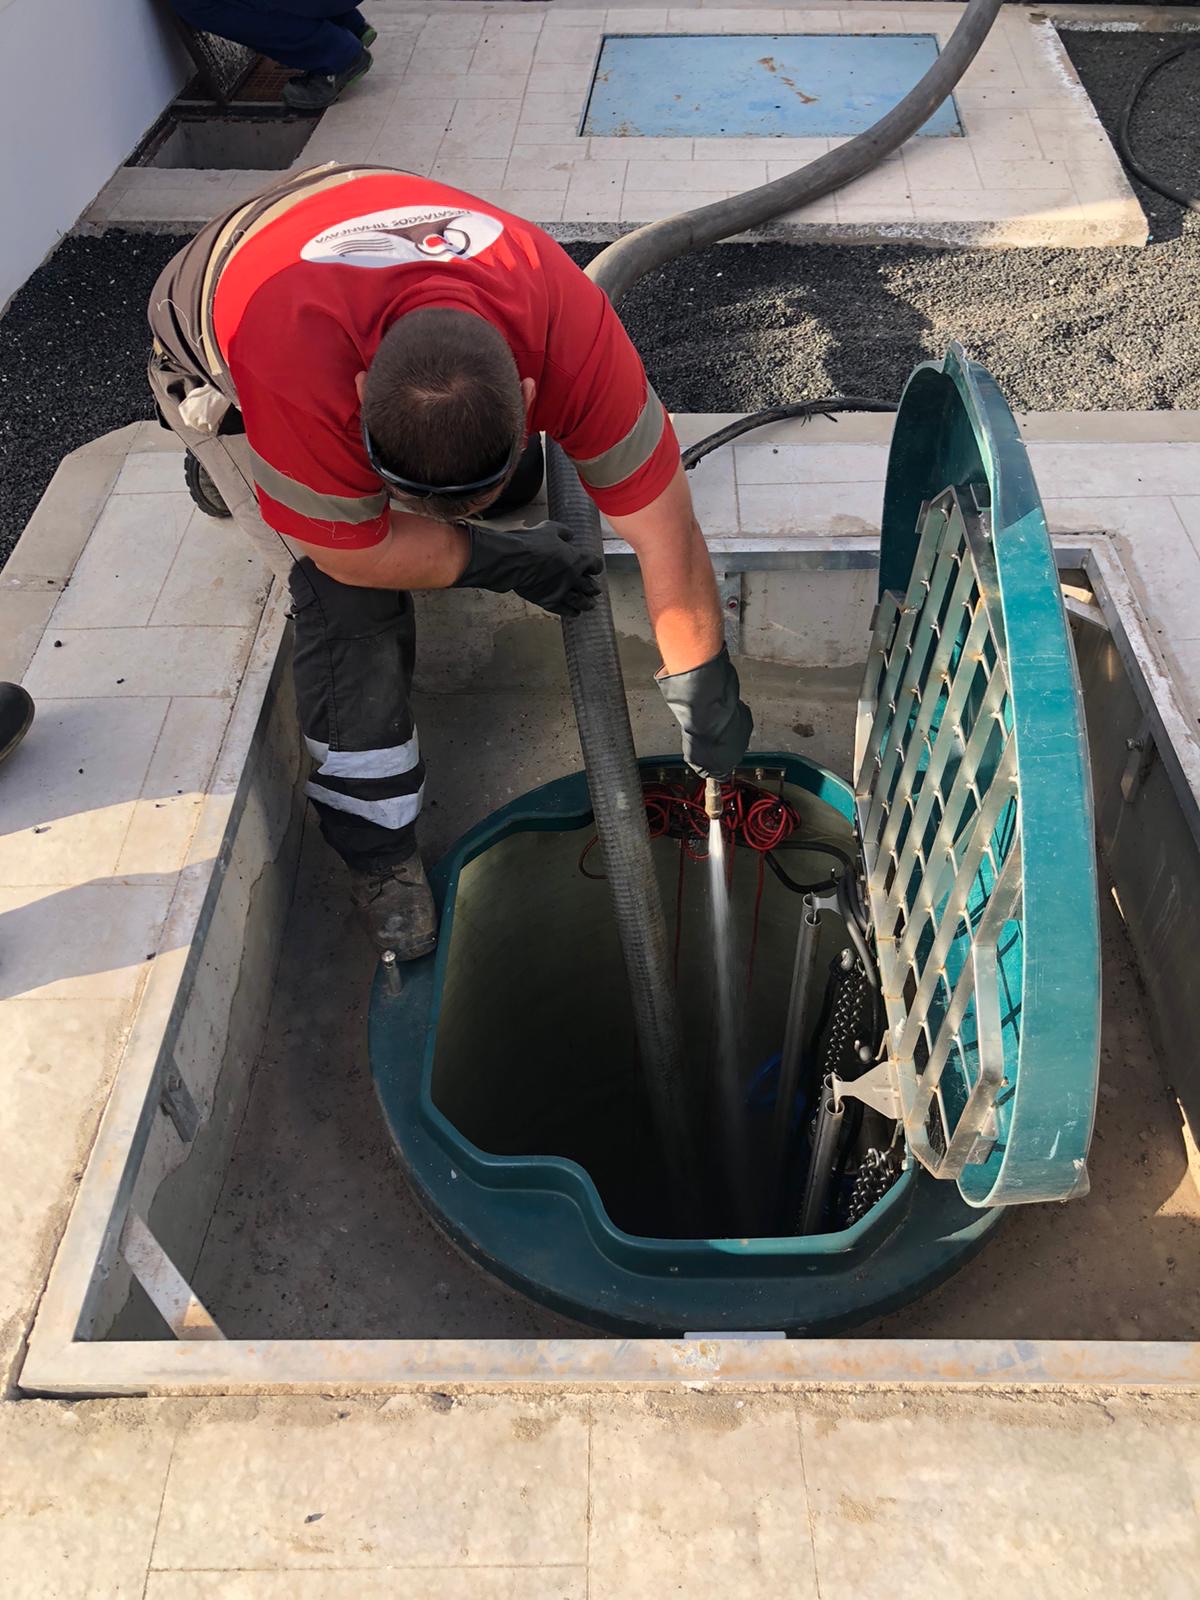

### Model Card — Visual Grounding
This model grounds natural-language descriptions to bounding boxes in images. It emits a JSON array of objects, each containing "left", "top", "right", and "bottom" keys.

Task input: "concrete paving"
[
  {"left": 2, "top": 1390, "right": 1199, "bottom": 1597},
  {"left": 82, "top": 0, "right": 1147, "bottom": 247},
  {"left": 5, "top": 415, "right": 1200, "bottom": 1588}
]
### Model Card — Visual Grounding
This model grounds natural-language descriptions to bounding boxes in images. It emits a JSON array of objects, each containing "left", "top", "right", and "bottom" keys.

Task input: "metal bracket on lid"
[{"left": 832, "top": 1062, "right": 900, "bottom": 1120}]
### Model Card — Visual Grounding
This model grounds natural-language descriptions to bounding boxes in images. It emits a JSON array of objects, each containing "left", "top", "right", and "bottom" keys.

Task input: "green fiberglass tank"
[{"left": 368, "top": 348, "right": 1101, "bottom": 1333}]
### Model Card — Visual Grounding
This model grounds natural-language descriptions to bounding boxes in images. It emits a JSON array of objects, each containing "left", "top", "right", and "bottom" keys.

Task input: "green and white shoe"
[{"left": 282, "top": 46, "right": 372, "bottom": 112}]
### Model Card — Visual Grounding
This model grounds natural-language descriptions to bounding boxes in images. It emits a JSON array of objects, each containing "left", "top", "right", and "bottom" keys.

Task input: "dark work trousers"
[
  {"left": 288, "top": 559, "right": 425, "bottom": 873},
  {"left": 170, "top": 0, "right": 368, "bottom": 73}
]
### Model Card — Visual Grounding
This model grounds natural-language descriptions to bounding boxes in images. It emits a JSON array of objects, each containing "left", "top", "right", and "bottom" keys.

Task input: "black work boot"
[
  {"left": 282, "top": 46, "right": 372, "bottom": 111},
  {"left": 350, "top": 852, "right": 437, "bottom": 960},
  {"left": 0, "top": 683, "right": 34, "bottom": 767}
]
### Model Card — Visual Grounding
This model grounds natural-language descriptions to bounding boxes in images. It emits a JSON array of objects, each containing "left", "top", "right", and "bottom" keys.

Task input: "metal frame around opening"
[{"left": 19, "top": 533, "right": 1200, "bottom": 1396}]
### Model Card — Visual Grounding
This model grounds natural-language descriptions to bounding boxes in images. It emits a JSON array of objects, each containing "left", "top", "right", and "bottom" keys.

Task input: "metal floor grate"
[{"left": 855, "top": 484, "right": 1023, "bottom": 1187}]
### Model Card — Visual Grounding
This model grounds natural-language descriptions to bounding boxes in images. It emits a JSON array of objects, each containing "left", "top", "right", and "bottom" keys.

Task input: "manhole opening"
[
  {"left": 129, "top": 108, "right": 320, "bottom": 172},
  {"left": 430, "top": 775, "right": 882, "bottom": 1244}
]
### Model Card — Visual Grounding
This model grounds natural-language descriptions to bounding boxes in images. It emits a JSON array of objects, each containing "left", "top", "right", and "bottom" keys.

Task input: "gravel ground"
[
  {"left": 2, "top": 30, "right": 1198, "bottom": 565},
  {"left": 1062, "top": 27, "right": 1200, "bottom": 243},
  {"left": 0, "top": 231, "right": 186, "bottom": 564}
]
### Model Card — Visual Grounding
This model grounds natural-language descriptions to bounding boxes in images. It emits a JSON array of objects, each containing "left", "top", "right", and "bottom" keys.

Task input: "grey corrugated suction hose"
[{"left": 547, "top": 0, "right": 1003, "bottom": 1213}]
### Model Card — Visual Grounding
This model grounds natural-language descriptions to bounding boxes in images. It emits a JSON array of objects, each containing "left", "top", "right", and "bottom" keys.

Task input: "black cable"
[
  {"left": 1117, "top": 44, "right": 1200, "bottom": 214},
  {"left": 763, "top": 851, "right": 839, "bottom": 896},
  {"left": 682, "top": 397, "right": 899, "bottom": 473},
  {"left": 774, "top": 837, "right": 854, "bottom": 870}
]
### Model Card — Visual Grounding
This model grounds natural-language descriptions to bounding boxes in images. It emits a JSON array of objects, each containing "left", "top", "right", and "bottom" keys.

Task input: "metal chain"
[{"left": 844, "top": 1146, "right": 904, "bottom": 1226}]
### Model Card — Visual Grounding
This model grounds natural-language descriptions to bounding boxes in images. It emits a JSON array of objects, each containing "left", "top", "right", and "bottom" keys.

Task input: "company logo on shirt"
[{"left": 300, "top": 206, "right": 504, "bottom": 269}]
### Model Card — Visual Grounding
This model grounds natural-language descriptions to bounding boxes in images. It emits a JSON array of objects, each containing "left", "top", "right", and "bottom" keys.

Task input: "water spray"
[{"left": 703, "top": 771, "right": 752, "bottom": 1231}]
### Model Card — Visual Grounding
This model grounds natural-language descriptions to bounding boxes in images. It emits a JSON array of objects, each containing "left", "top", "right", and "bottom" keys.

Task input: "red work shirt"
[{"left": 211, "top": 172, "right": 679, "bottom": 548}]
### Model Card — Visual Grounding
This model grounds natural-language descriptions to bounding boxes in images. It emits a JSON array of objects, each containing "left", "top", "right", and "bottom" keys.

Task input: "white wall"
[{"left": 0, "top": 0, "right": 189, "bottom": 310}]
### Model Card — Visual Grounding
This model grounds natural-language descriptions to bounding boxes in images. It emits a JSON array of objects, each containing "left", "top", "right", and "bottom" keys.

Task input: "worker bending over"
[{"left": 148, "top": 165, "right": 753, "bottom": 958}]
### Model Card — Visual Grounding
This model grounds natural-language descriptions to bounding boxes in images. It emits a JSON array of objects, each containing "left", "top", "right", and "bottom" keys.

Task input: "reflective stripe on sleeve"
[
  {"left": 250, "top": 447, "right": 388, "bottom": 526},
  {"left": 571, "top": 384, "right": 667, "bottom": 492}
]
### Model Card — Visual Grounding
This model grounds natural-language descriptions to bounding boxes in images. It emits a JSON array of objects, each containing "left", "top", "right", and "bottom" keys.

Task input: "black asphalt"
[{"left": 2, "top": 30, "right": 1198, "bottom": 565}]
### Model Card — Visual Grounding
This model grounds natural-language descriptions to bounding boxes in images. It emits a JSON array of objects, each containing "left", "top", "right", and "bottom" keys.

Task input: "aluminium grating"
[
  {"left": 849, "top": 345, "right": 1100, "bottom": 1210},
  {"left": 855, "top": 487, "right": 1021, "bottom": 1186}
]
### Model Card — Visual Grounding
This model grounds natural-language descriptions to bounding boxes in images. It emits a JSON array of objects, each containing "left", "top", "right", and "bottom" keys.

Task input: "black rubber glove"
[
  {"left": 657, "top": 644, "right": 754, "bottom": 778},
  {"left": 454, "top": 519, "right": 603, "bottom": 618}
]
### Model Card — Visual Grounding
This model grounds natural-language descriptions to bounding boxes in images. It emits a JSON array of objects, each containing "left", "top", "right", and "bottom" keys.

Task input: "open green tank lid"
[{"left": 847, "top": 345, "right": 1101, "bottom": 1207}]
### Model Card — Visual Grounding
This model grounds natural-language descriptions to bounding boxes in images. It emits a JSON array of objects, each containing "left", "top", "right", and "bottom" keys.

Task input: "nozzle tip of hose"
[{"left": 704, "top": 777, "right": 725, "bottom": 820}]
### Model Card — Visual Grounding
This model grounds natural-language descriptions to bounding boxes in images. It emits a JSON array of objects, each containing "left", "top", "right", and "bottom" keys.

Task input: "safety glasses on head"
[{"left": 361, "top": 415, "right": 522, "bottom": 501}]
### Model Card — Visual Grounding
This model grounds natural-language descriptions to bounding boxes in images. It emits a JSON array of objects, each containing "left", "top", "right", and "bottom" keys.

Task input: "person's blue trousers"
[{"left": 171, "top": 0, "right": 368, "bottom": 74}]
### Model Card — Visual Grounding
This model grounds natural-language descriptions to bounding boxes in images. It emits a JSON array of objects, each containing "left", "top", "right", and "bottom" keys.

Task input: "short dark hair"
[{"left": 363, "top": 308, "right": 525, "bottom": 519}]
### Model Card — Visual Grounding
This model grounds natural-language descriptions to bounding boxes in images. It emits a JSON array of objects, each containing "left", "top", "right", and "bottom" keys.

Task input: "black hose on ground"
[
  {"left": 682, "top": 398, "right": 899, "bottom": 473},
  {"left": 1117, "top": 44, "right": 1200, "bottom": 214},
  {"left": 547, "top": 0, "right": 1002, "bottom": 1212}
]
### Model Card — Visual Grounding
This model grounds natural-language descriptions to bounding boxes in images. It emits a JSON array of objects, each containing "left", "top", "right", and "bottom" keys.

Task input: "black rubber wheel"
[{"left": 184, "top": 451, "right": 232, "bottom": 518}]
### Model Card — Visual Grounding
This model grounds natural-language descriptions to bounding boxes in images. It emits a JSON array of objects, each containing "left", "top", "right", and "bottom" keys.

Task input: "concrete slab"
[
  {"left": 151, "top": 1398, "right": 590, "bottom": 1571},
  {"left": 2, "top": 1391, "right": 1199, "bottom": 1600},
  {"left": 0, "top": 696, "right": 171, "bottom": 886},
  {"left": 588, "top": 1395, "right": 817, "bottom": 1599},
  {"left": 23, "top": 624, "right": 254, "bottom": 701},
  {"left": 798, "top": 1393, "right": 1200, "bottom": 1599},
  {"left": 81, "top": 1, "right": 1148, "bottom": 248},
  {"left": 0, "top": 1399, "right": 179, "bottom": 1599}
]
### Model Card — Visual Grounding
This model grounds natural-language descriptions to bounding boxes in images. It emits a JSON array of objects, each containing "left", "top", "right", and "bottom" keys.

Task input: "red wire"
[
  {"left": 578, "top": 837, "right": 606, "bottom": 880},
  {"left": 577, "top": 777, "right": 802, "bottom": 880},
  {"left": 578, "top": 778, "right": 802, "bottom": 1010}
]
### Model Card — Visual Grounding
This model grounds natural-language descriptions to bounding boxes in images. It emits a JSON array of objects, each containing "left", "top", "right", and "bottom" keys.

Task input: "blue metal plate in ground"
[{"left": 582, "top": 33, "right": 961, "bottom": 138}]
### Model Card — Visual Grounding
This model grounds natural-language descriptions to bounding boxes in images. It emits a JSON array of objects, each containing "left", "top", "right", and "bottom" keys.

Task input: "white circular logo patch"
[{"left": 300, "top": 205, "right": 504, "bottom": 269}]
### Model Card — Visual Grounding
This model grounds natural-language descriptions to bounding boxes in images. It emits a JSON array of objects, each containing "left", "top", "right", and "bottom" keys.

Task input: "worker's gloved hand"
[
  {"left": 657, "top": 644, "right": 754, "bottom": 778},
  {"left": 454, "top": 520, "right": 603, "bottom": 618}
]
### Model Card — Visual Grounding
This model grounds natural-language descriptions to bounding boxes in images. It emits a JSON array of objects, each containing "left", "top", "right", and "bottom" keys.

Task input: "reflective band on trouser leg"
[
  {"left": 305, "top": 780, "right": 425, "bottom": 833},
  {"left": 288, "top": 558, "right": 423, "bottom": 870},
  {"left": 304, "top": 733, "right": 420, "bottom": 777},
  {"left": 305, "top": 729, "right": 422, "bottom": 832},
  {"left": 304, "top": 730, "right": 425, "bottom": 831}
]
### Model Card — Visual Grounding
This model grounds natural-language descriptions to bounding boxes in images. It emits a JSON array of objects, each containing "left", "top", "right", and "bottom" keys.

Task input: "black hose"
[
  {"left": 548, "top": 443, "right": 702, "bottom": 1220},
  {"left": 682, "top": 398, "right": 898, "bottom": 473},
  {"left": 1116, "top": 44, "right": 1200, "bottom": 213},
  {"left": 588, "top": 0, "right": 1004, "bottom": 307},
  {"left": 547, "top": 0, "right": 1001, "bottom": 1224}
]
